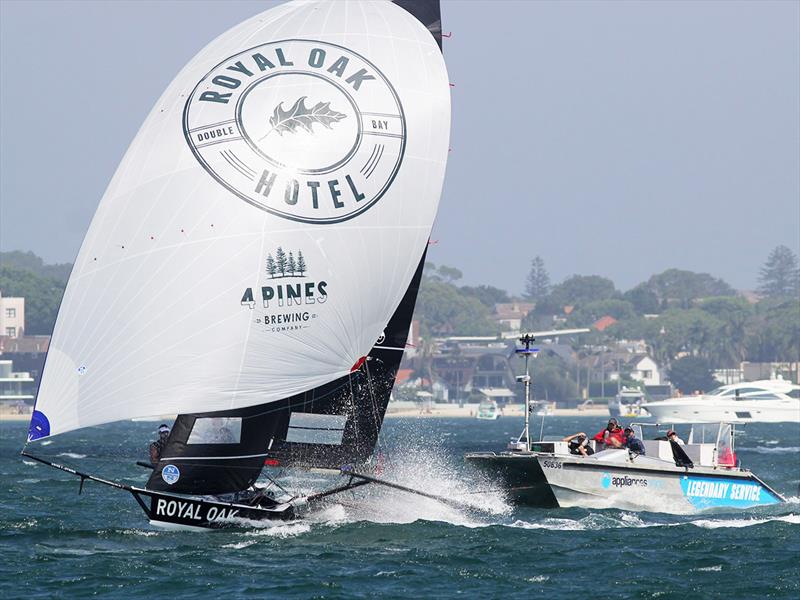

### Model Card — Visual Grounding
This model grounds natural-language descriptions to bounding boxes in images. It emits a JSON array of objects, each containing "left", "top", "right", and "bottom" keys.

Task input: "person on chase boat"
[
  {"left": 149, "top": 424, "right": 170, "bottom": 465},
  {"left": 623, "top": 427, "right": 646, "bottom": 455},
  {"left": 593, "top": 418, "right": 626, "bottom": 449}
]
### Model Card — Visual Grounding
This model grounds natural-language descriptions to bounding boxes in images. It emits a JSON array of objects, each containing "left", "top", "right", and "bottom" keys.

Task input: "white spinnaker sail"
[{"left": 29, "top": 0, "right": 449, "bottom": 440}]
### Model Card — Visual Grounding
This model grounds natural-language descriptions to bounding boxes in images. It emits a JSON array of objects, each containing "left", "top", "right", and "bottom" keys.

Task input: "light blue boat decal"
[{"left": 680, "top": 476, "right": 780, "bottom": 508}]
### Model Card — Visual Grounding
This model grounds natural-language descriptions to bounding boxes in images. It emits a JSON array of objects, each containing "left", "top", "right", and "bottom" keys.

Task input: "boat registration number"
[{"left": 542, "top": 460, "right": 562, "bottom": 469}]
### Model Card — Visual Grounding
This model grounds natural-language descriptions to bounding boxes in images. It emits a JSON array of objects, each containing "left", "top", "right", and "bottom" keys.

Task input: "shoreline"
[
  {"left": 1, "top": 405, "right": 611, "bottom": 423},
  {"left": 384, "top": 404, "right": 609, "bottom": 418}
]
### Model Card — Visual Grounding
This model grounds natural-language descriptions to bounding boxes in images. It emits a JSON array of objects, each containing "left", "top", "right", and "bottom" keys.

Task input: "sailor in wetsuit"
[{"left": 149, "top": 424, "right": 170, "bottom": 465}]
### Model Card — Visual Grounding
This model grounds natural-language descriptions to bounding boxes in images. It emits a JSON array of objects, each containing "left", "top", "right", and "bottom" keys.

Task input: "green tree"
[
  {"left": 622, "top": 284, "right": 660, "bottom": 315},
  {"left": 415, "top": 278, "right": 499, "bottom": 336},
  {"left": 524, "top": 256, "right": 550, "bottom": 301},
  {"left": 745, "top": 298, "right": 800, "bottom": 362},
  {"left": 696, "top": 297, "right": 752, "bottom": 366},
  {"left": 668, "top": 355, "right": 718, "bottom": 394},
  {"left": 640, "top": 269, "right": 735, "bottom": 308},
  {"left": 509, "top": 351, "right": 577, "bottom": 402},
  {"left": 758, "top": 245, "right": 799, "bottom": 298},
  {"left": 0, "top": 251, "right": 72, "bottom": 284},
  {"left": 529, "top": 275, "right": 618, "bottom": 322},
  {"left": 568, "top": 298, "right": 636, "bottom": 326},
  {"left": 460, "top": 284, "right": 510, "bottom": 308},
  {"left": 0, "top": 267, "right": 65, "bottom": 335},
  {"left": 437, "top": 265, "right": 463, "bottom": 283}
]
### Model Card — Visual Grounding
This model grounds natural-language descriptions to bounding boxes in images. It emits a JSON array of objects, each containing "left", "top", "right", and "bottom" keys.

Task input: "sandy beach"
[{"left": 0, "top": 408, "right": 32, "bottom": 422}]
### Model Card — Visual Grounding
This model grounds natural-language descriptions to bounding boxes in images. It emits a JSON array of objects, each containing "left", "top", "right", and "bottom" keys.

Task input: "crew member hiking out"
[{"left": 149, "top": 424, "right": 170, "bottom": 465}]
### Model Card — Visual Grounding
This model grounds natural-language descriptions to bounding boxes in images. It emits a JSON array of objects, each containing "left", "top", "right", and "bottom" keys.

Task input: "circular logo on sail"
[
  {"left": 183, "top": 39, "right": 406, "bottom": 224},
  {"left": 161, "top": 464, "right": 180, "bottom": 485}
]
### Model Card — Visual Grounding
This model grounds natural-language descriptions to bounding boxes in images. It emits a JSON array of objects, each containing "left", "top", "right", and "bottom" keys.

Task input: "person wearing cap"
[
  {"left": 666, "top": 429, "right": 685, "bottom": 446},
  {"left": 593, "top": 418, "right": 626, "bottom": 449},
  {"left": 149, "top": 424, "right": 171, "bottom": 465},
  {"left": 623, "top": 427, "right": 646, "bottom": 455},
  {"left": 562, "top": 432, "right": 595, "bottom": 457}
]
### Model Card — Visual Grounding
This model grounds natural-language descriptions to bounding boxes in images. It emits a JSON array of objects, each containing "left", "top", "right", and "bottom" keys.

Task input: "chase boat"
[
  {"left": 465, "top": 337, "right": 785, "bottom": 512},
  {"left": 468, "top": 422, "right": 784, "bottom": 511}
]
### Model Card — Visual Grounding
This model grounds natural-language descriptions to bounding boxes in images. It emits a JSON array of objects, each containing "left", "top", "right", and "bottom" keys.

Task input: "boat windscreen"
[{"left": 689, "top": 423, "right": 719, "bottom": 444}]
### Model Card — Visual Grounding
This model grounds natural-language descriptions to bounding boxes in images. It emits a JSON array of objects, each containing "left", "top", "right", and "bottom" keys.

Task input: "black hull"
[
  {"left": 131, "top": 487, "right": 295, "bottom": 529},
  {"left": 465, "top": 453, "right": 558, "bottom": 507}
]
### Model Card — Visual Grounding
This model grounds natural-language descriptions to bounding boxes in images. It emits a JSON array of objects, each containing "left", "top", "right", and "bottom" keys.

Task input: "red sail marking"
[{"left": 350, "top": 356, "right": 367, "bottom": 372}]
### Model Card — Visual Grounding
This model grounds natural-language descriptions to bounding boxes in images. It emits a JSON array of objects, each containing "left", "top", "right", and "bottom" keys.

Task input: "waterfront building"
[
  {"left": 0, "top": 292, "right": 24, "bottom": 338},
  {"left": 0, "top": 359, "right": 35, "bottom": 409}
]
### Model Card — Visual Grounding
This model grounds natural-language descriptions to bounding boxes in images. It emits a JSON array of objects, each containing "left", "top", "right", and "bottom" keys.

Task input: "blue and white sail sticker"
[
  {"left": 27, "top": 410, "right": 50, "bottom": 441},
  {"left": 161, "top": 464, "right": 180, "bottom": 485},
  {"left": 680, "top": 476, "right": 780, "bottom": 509}
]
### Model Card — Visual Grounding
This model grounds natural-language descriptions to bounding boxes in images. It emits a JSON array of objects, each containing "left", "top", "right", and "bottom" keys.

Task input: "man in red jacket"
[{"left": 593, "top": 418, "right": 627, "bottom": 449}]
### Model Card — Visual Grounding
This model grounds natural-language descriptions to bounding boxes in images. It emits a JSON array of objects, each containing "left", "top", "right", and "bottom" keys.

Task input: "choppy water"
[{"left": 2, "top": 417, "right": 798, "bottom": 598}]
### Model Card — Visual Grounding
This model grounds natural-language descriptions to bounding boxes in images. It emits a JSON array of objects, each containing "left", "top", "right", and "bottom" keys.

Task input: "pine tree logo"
[{"left": 266, "top": 247, "right": 309, "bottom": 278}]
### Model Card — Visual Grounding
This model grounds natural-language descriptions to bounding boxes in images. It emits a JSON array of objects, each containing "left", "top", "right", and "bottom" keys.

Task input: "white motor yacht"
[{"left": 642, "top": 379, "right": 800, "bottom": 424}]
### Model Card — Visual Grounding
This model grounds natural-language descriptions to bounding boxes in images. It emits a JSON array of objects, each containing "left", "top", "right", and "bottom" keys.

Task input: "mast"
[{"left": 516, "top": 334, "right": 538, "bottom": 451}]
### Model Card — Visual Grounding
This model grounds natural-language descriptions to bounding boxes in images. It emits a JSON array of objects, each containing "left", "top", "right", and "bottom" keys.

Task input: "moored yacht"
[
  {"left": 608, "top": 386, "right": 648, "bottom": 418},
  {"left": 641, "top": 379, "right": 800, "bottom": 424}
]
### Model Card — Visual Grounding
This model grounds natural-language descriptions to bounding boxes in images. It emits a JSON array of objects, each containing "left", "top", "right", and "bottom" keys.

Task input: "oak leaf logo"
[{"left": 261, "top": 97, "right": 346, "bottom": 139}]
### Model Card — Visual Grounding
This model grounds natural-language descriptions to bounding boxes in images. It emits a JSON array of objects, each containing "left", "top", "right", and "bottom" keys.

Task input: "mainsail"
[{"left": 28, "top": 0, "right": 450, "bottom": 444}]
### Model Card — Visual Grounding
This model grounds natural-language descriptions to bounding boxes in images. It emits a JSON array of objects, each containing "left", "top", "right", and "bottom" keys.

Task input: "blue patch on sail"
[
  {"left": 680, "top": 476, "right": 780, "bottom": 508},
  {"left": 27, "top": 410, "right": 51, "bottom": 441}
]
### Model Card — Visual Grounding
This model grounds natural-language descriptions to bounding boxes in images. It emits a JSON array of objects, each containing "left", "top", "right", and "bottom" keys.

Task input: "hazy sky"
[{"left": 1, "top": 0, "right": 798, "bottom": 294}]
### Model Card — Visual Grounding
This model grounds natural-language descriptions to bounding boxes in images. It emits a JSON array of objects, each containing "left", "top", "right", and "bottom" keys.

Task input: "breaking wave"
[
  {"left": 508, "top": 512, "right": 800, "bottom": 531},
  {"left": 688, "top": 514, "right": 800, "bottom": 529},
  {"left": 744, "top": 446, "right": 800, "bottom": 454},
  {"left": 56, "top": 452, "right": 87, "bottom": 459}
]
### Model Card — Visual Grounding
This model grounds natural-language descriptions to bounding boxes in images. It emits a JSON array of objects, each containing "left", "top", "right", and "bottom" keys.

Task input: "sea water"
[{"left": 1, "top": 417, "right": 798, "bottom": 598}]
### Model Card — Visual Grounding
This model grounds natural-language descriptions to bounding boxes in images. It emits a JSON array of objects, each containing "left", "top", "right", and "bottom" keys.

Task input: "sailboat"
[{"left": 23, "top": 0, "right": 451, "bottom": 529}]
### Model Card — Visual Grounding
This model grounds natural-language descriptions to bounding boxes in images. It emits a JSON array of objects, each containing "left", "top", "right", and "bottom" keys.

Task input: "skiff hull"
[{"left": 130, "top": 487, "right": 295, "bottom": 529}]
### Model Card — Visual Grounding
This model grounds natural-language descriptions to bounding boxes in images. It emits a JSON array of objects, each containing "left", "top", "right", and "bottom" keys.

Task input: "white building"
[
  {"left": 629, "top": 355, "right": 661, "bottom": 386},
  {"left": 0, "top": 359, "right": 35, "bottom": 405},
  {"left": 0, "top": 292, "right": 25, "bottom": 338}
]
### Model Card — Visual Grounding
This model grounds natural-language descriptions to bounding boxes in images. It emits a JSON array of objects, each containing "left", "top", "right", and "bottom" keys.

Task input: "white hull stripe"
[{"left": 160, "top": 453, "right": 269, "bottom": 461}]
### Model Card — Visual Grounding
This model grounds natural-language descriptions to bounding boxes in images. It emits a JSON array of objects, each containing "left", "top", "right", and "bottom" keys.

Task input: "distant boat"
[
  {"left": 608, "top": 387, "right": 648, "bottom": 418},
  {"left": 642, "top": 379, "right": 800, "bottom": 424},
  {"left": 22, "top": 0, "right": 452, "bottom": 529},
  {"left": 476, "top": 400, "right": 500, "bottom": 420}
]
